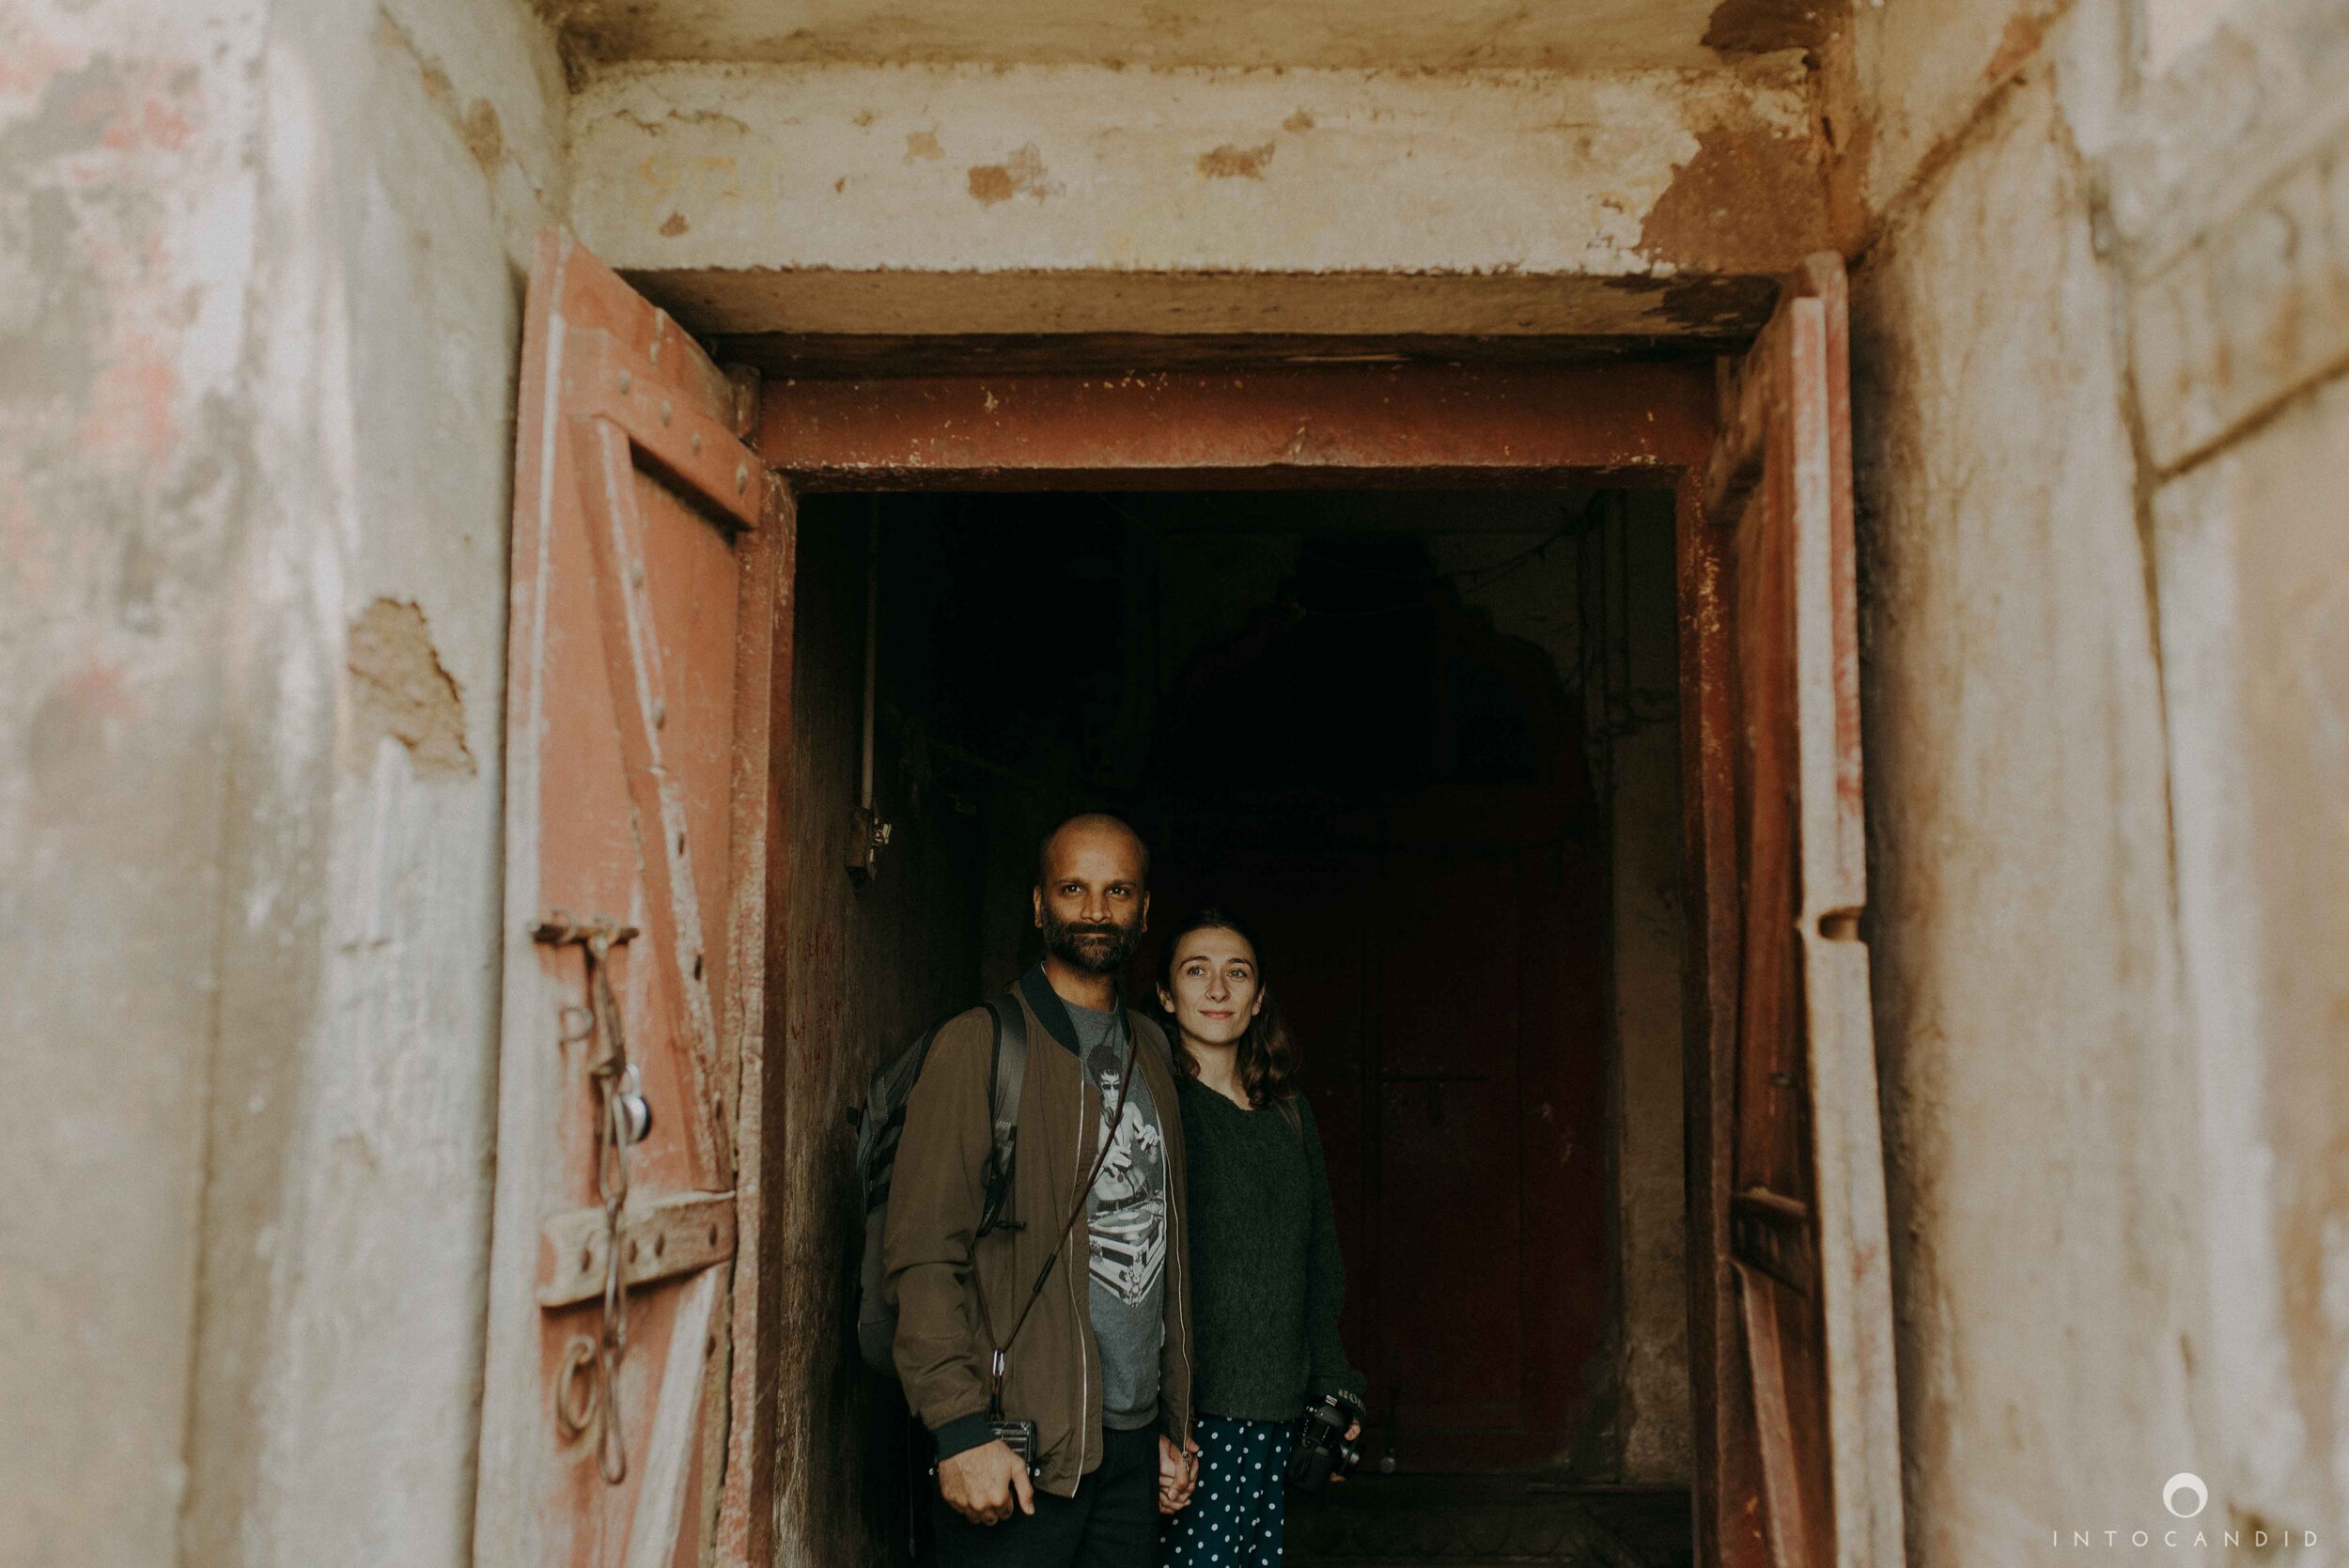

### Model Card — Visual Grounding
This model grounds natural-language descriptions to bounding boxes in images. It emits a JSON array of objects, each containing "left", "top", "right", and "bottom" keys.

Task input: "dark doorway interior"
[{"left": 781, "top": 489, "right": 1692, "bottom": 1567}]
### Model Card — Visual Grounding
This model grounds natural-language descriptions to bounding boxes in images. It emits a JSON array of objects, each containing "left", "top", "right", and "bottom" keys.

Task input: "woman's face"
[{"left": 1158, "top": 927, "right": 1266, "bottom": 1048}]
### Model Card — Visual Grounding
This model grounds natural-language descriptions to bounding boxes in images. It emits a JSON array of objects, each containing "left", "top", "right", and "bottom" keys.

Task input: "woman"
[{"left": 1155, "top": 908, "right": 1364, "bottom": 1566}]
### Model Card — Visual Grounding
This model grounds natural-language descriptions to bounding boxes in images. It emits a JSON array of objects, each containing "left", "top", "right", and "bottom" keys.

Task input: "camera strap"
[{"left": 974, "top": 1019, "right": 1136, "bottom": 1420}]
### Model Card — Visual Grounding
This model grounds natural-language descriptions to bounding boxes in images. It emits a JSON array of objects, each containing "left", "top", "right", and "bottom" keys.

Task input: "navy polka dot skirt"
[{"left": 1162, "top": 1414, "right": 1288, "bottom": 1566}]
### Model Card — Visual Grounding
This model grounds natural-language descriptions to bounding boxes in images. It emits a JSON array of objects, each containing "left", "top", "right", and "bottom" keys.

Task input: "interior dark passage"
[{"left": 779, "top": 489, "right": 1694, "bottom": 1568}]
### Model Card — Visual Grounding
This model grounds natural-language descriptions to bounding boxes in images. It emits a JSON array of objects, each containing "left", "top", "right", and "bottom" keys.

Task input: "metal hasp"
[{"left": 531, "top": 910, "right": 646, "bottom": 1484}]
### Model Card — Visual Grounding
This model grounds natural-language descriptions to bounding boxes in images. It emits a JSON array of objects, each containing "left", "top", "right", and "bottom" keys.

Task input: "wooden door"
[
  {"left": 476, "top": 230, "right": 791, "bottom": 1568},
  {"left": 1682, "top": 254, "right": 1904, "bottom": 1568}
]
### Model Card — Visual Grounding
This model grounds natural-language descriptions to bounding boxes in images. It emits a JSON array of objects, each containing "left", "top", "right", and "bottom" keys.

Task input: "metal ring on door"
[{"left": 554, "top": 1335, "right": 601, "bottom": 1438}]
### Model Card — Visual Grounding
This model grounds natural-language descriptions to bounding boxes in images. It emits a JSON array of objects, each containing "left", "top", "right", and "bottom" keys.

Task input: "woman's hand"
[
  {"left": 1330, "top": 1421, "right": 1362, "bottom": 1484},
  {"left": 1158, "top": 1433, "right": 1200, "bottom": 1514}
]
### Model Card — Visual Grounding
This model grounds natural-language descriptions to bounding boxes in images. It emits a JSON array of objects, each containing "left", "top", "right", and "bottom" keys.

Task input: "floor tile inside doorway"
[{"left": 1286, "top": 1478, "right": 1693, "bottom": 1568}]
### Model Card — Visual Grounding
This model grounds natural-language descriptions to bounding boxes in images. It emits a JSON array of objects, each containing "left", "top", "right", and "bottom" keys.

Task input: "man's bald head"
[
  {"left": 1035, "top": 812, "right": 1150, "bottom": 891},
  {"left": 1033, "top": 814, "right": 1152, "bottom": 979}
]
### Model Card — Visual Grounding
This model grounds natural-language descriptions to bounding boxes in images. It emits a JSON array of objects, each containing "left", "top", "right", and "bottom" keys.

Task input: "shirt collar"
[{"left": 1019, "top": 960, "right": 1128, "bottom": 1059}]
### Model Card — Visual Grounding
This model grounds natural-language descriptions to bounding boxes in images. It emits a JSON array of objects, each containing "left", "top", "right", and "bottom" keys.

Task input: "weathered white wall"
[
  {"left": 2125, "top": 0, "right": 2349, "bottom": 1545},
  {"left": 565, "top": 58, "right": 1828, "bottom": 337},
  {"left": 1851, "top": 51, "right": 2203, "bottom": 1558},
  {"left": 1843, "top": 0, "right": 2349, "bottom": 1555},
  {"left": 0, "top": 6, "right": 267, "bottom": 1560},
  {"left": 186, "top": 1, "right": 564, "bottom": 1562},
  {"left": 2156, "top": 368, "right": 2349, "bottom": 1553},
  {"left": 0, "top": 1, "right": 564, "bottom": 1565}
]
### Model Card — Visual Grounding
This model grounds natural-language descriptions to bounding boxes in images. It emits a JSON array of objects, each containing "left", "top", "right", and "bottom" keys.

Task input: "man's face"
[{"left": 1034, "top": 826, "right": 1150, "bottom": 976}]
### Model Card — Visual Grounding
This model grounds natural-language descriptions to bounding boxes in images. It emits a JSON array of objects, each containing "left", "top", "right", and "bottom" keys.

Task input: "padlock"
[{"left": 614, "top": 1063, "right": 653, "bottom": 1145}]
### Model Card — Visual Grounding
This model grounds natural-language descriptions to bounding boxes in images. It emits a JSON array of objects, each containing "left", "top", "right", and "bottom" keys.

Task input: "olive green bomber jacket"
[{"left": 881, "top": 965, "right": 1193, "bottom": 1498}]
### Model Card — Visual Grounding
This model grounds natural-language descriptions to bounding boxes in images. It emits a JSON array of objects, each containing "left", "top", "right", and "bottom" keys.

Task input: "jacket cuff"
[{"left": 931, "top": 1412, "right": 997, "bottom": 1462}]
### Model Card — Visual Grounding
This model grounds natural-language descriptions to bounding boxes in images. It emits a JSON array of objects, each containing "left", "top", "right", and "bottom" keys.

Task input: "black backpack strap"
[
  {"left": 988, "top": 993, "right": 1025, "bottom": 1164},
  {"left": 976, "top": 991, "right": 1027, "bottom": 1236}
]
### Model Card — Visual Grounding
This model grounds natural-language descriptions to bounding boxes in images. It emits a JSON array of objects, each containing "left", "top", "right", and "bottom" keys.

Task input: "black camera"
[
  {"left": 983, "top": 1417, "right": 1038, "bottom": 1468},
  {"left": 1283, "top": 1394, "right": 1363, "bottom": 1493},
  {"left": 926, "top": 1418, "right": 1037, "bottom": 1481}
]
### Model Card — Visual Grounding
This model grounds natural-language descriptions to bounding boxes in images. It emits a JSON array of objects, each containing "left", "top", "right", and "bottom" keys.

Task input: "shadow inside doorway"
[
  {"left": 782, "top": 488, "right": 1697, "bottom": 1565},
  {"left": 1288, "top": 1478, "right": 1692, "bottom": 1568}
]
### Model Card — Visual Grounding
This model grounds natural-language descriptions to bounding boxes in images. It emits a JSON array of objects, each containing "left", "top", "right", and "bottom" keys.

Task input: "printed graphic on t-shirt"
[{"left": 1088, "top": 1057, "right": 1168, "bottom": 1307}]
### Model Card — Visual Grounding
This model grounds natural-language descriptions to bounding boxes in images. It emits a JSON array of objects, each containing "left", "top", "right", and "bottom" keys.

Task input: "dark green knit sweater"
[{"left": 1176, "top": 1076, "right": 1367, "bottom": 1421}]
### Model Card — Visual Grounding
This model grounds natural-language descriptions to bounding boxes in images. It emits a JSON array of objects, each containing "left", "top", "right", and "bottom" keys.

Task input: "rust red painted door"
[
  {"left": 476, "top": 230, "right": 791, "bottom": 1568},
  {"left": 1685, "top": 254, "right": 1904, "bottom": 1568}
]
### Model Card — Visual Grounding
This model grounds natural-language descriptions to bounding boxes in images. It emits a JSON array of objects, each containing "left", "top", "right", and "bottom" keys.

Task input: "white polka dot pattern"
[{"left": 1161, "top": 1415, "right": 1289, "bottom": 1566}]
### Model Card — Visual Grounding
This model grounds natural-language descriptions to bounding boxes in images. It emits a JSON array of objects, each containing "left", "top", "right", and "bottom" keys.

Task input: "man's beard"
[{"left": 1042, "top": 909, "right": 1143, "bottom": 976}]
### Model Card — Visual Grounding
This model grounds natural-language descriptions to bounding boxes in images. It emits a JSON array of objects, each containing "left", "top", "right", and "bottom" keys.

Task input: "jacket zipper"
[{"left": 1067, "top": 1052, "right": 1090, "bottom": 1497}]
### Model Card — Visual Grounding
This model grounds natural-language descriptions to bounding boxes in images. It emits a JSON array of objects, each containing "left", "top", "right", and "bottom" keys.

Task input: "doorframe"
[
  {"left": 755, "top": 362, "right": 1713, "bottom": 489},
  {"left": 747, "top": 355, "right": 1747, "bottom": 1566}
]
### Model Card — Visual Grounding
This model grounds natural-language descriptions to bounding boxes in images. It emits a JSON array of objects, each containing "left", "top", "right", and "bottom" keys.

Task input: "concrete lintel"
[{"left": 569, "top": 60, "right": 1829, "bottom": 339}]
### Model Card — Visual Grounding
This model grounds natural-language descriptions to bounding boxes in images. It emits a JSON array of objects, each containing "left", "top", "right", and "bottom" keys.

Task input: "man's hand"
[
  {"left": 939, "top": 1439, "right": 1035, "bottom": 1526},
  {"left": 1157, "top": 1433, "right": 1201, "bottom": 1514}
]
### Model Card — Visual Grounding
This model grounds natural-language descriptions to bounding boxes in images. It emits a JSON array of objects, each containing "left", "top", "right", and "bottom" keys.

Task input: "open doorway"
[
  {"left": 780, "top": 488, "right": 1694, "bottom": 1566},
  {"left": 479, "top": 239, "right": 1900, "bottom": 1568}
]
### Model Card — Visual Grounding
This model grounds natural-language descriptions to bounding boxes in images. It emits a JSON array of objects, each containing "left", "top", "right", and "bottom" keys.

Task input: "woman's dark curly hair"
[{"left": 1156, "top": 907, "right": 1298, "bottom": 1108}]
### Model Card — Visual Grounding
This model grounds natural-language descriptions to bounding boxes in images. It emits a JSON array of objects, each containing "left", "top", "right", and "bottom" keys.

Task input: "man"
[{"left": 884, "top": 812, "right": 1200, "bottom": 1565}]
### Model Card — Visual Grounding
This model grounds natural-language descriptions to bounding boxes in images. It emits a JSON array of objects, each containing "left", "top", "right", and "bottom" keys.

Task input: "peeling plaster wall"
[
  {"left": 0, "top": 0, "right": 566, "bottom": 1565},
  {"left": 1837, "top": 0, "right": 2078, "bottom": 219},
  {"left": 565, "top": 58, "right": 1828, "bottom": 337},
  {"left": 2155, "top": 370, "right": 2349, "bottom": 1552},
  {"left": 2123, "top": 0, "right": 2349, "bottom": 1544},
  {"left": 0, "top": 5, "right": 266, "bottom": 1561},
  {"left": 1844, "top": 0, "right": 2349, "bottom": 1555},
  {"left": 186, "top": 1, "right": 565, "bottom": 1560},
  {"left": 1850, "top": 54, "right": 2201, "bottom": 1558}
]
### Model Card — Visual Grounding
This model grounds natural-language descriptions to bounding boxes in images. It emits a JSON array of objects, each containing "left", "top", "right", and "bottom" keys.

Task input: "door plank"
[
  {"left": 576, "top": 413, "right": 735, "bottom": 1187},
  {"left": 624, "top": 1268, "right": 723, "bottom": 1568},
  {"left": 537, "top": 1190, "right": 738, "bottom": 1309},
  {"left": 1735, "top": 1268, "right": 1818, "bottom": 1568},
  {"left": 1685, "top": 255, "right": 1905, "bottom": 1568}
]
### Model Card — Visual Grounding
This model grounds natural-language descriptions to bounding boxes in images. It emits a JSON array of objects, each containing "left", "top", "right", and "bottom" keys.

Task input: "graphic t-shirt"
[{"left": 1066, "top": 999, "right": 1167, "bottom": 1431}]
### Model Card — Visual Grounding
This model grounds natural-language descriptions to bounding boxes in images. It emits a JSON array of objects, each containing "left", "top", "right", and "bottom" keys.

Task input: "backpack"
[{"left": 849, "top": 990, "right": 1028, "bottom": 1377}]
